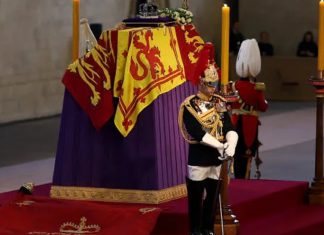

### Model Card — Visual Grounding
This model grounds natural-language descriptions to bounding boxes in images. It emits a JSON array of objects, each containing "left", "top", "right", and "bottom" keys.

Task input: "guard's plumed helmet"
[
  {"left": 236, "top": 39, "right": 261, "bottom": 78},
  {"left": 191, "top": 42, "right": 221, "bottom": 87}
]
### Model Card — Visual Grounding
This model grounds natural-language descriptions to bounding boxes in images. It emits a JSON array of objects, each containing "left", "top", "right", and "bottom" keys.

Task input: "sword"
[{"left": 219, "top": 193, "right": 224, "bottom": 235}]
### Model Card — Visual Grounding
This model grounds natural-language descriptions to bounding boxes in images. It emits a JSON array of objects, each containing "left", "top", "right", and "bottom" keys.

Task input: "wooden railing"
[{"left": 229, "top": 56, "right": 317, "bottom": 101}]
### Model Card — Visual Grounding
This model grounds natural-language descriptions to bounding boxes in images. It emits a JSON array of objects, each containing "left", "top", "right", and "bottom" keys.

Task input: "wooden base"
[
  {"left": 308, "top": 179, "right": 324, "bottom": 205},
  {"left": 308, "top": 72, "right": 324, "bottom": 205},
  {"left": 214, "top": 205, "right": 240, "bottom": 235}
]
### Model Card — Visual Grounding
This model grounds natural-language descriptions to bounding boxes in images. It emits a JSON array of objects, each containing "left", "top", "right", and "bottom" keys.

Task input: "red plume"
[
  {"left": 189, "top": 42, "right": 216, "bottom": 85},
  {"left": 216, "top": 67, "right": 221, "bottom": 80}
]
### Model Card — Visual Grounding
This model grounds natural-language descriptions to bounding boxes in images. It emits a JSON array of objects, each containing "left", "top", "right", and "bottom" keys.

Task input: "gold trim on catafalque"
[{"left": 50, "top": 184, "right": 187, "bottom": 204}]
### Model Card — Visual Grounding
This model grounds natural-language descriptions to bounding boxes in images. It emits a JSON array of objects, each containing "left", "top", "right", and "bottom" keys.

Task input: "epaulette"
[
  {"left": 178, "top": 95, "right": 199, "bottom": 144},
  {"left": 181, "top": 95, "right": 196, "bottom": 107},
  {"left": 255, "top": 82, "right": 266, "bottom": 91}
]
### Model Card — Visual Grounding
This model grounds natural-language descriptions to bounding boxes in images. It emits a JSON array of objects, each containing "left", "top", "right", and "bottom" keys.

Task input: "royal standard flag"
[
  {"left": 62, "top": 24, "right": 203, "bottom": 135},
  {"left": 114, "top": 26, "right": 188, "bottom": 137},
  {"left": 175, "top": 24, "right": 205, "bottom": 84},
  {"left": 62, "top": 30, "right": 117, "bottom": 130}
]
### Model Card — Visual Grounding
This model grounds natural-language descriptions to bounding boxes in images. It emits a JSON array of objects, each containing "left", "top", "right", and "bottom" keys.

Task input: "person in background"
[
  {"left": 296, "top": 31, "right": 318, "bottom": 57},
  {"left": 178, "top": 43, "right": 238, "bottom": 235},
  {"left": 231, "top": 39, "right": 268, "bottom": 179},
  {"left": 258, "top": 31, "right": 274, "bottom": 56},
  {"left": 230, "top": 21, "right": 245, "bottom": 55}
]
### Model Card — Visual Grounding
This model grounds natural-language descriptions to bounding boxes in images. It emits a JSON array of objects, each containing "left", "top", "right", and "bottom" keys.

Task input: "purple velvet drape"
[{"left": 52, "top": 82, "right": 197, "bottom": 190}]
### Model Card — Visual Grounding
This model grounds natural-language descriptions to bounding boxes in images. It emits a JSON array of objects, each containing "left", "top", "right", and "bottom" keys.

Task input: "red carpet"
[
  {"left": 0, "top": 184, "right": 50, "bottom": 206},
  {"left": 229, "top": 179, "right": 324, "bottom": 235},
  {"left": 1, "top": 180, "right": 324, "bottom": 235},
  {"left": 0, "top": 189, "right": 161, "bottom": 235}
]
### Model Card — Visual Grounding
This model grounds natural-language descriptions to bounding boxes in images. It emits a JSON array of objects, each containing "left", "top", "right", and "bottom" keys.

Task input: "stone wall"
[
  {"left": 0, "top": 0, "right": 129, "bottom": 124},
  {"left": 0, "top": 0, "right": 320, "bottom": 123}
]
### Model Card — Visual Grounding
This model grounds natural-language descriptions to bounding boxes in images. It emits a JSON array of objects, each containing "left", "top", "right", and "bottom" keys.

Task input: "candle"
[
  {"left": 221, "top": 4, "right": 230, "bottom": 86},
  {"left": 318, "top": 0, "right": 324, "bottom": 71},
  {"left": 72, "top": 0, "right": 80, "bottom": 61}
]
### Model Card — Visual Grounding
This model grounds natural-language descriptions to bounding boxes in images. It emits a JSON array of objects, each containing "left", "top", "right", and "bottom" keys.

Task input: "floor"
[
  {"left": 0, "top": 116, "right": 60, "bottom": 192},
  {"left": 0, "top": 101, "right": 319, "bottom": 193}
]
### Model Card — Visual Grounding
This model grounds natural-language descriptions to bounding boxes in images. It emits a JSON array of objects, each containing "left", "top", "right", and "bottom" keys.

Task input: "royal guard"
[
  {"left": 231, "top": 39, "right": 268, "bottom": 179},
  {"left": 178, "top": 42, "right": 238, "bottom": 235}
]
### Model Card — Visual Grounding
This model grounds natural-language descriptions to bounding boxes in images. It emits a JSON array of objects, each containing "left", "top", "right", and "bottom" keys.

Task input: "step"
[
  {"left": 2, "top": 181, "right": 321, "bottom": 235},
  {"left": 229, "top": 179, "right": 309, "bottom": 222},
  {"left": 238, "top": 204, "right": 324, "bottom": 235}
]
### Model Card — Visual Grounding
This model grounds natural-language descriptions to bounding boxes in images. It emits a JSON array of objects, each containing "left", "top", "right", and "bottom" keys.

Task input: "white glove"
[
  {"left": 224, "top": 131, "right": 238, "bottom": 157},
  {"left": 218, "top": 143, "right": 231, "bottom": 161},
  {"left": 201, "top": 133, "right": 225, "bottom": 154}
]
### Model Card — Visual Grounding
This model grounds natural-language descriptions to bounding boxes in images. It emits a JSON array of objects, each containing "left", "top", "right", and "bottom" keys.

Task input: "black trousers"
[
  {"left": 186, "top": 177, "right": 221, "bottom": 235},
  {"left": 234, "top": 117, "right": 259, "bottom": 179}
]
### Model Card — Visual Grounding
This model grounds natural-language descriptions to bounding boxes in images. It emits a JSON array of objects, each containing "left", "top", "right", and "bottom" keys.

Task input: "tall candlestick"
[
  {"left": 72, "top": 0, "right": 80, "bottom": 61},
  {"left": 318, "top": 0, "right": 324, "bottom": 71},
  {"left": 221, "top": 4, "right": 230, "bottom": 86}
]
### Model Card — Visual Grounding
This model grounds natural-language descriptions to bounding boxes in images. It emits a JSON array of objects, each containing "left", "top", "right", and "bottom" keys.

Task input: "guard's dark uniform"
[
  {"left": 178, "top": 42, "right": 238, "bottom": 235},
  {"left": 179, "top": 93, "right": 234, "bottom": 166},
  {"left": 179, "top": 92, "right": 235, "bottom": 235}
]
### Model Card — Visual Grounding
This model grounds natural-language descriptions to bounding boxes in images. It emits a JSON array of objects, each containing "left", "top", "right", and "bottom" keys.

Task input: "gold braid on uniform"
[
  {"left": 178, "top": 94, "right": 225, "bottom": 144},
  {"left": 178, "top": 95, "right": 198, "bottom": 144}
]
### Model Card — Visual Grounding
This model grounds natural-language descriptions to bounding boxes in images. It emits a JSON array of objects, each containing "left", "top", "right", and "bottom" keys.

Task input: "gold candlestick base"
[{"left": 309, "top": 71, "right": 324, "bottom": 97}]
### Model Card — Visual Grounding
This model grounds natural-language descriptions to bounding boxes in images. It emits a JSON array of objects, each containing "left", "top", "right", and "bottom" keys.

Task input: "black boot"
[
  {"left": 201, "top": 178, "right": 221, "bottom": 235},
  {"left": 186, "top": 177, "right": 205, "bottom": 235}
]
